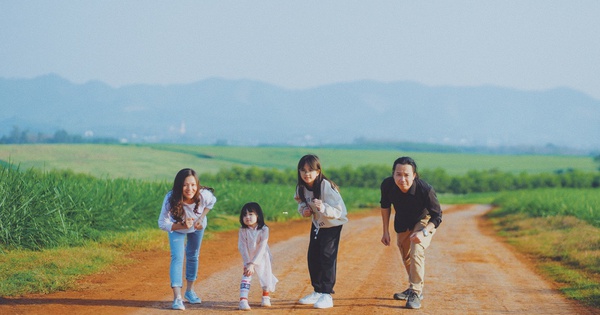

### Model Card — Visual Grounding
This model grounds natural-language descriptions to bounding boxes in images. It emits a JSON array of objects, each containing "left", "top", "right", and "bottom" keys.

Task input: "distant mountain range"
[{"left": 1, "top": 74, "right": 599, "bottom": 153}]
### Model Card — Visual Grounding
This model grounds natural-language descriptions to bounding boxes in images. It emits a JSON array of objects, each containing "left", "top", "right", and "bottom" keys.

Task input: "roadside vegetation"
[
  {"left": 0, "top": 144, "right": 598, "bottom": 310},
  {"left": 489, "top": 189, "right": 600, "bottom": 308},
  {"left": 0, "top": 163, "right": 380, "bottom": 296}
]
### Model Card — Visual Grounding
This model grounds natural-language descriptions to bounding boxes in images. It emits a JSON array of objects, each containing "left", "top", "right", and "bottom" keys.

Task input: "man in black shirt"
[{"left": 380, "top": 156, "right": 442, "bottom": 310}]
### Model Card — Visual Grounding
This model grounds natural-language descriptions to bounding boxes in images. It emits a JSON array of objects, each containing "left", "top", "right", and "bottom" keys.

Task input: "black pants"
[{"left": 307, "top": 223, "right": 343, "bottom": 294}]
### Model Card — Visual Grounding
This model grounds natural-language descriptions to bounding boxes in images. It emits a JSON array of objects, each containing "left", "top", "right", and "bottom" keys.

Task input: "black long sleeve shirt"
[{"left": 380, "top": 177, "right": 442, "bottom": 233}]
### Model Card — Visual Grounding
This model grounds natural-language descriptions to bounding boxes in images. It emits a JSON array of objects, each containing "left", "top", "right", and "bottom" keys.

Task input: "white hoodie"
[{"left": 295, "top": 179, "right": 348, "bottom": 229}]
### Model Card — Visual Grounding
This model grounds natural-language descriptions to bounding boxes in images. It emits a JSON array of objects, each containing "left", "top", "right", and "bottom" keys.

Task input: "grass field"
[
  {"left": 1, "top": 143, "right": 597, "bottom": 181},
  {"left": 1, "top": 143, "right": 599, "bottom": 307},
  {"left": 490, "top": 189, "right": 600, "bottom": 307}
]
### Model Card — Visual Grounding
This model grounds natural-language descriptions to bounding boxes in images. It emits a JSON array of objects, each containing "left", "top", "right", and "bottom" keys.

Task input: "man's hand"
[
  {"left": 381, "top": 231, "right": 391, "bottom": 246},
  {"left": 410, "top": 231, "right": 424, "bottom": 244}
]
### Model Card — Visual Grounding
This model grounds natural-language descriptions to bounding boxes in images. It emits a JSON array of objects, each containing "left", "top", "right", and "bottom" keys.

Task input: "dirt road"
[{"left": 1, "top": 205, "right": 597, "bottom": 314}]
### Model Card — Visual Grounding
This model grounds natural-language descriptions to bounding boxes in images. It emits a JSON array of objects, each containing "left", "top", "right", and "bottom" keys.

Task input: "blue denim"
[{"left": 168, "top": 229, "right": 205, "bottom": 287}]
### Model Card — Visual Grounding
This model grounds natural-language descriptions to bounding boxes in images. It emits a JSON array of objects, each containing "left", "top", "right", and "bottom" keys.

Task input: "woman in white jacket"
[
  {"left": 294, "top": 154, "right": 348, "bottom": 309},
  {"left": 158, "top": 168, "right": 216, "bottom": 310}
]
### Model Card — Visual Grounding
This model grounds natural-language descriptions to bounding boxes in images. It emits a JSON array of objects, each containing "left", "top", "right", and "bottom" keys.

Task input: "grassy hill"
[{"left": 0, "top": 143, "right": 597, "bottom": 181}]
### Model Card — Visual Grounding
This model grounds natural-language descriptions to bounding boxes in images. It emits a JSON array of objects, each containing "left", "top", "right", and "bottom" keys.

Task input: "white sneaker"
[
  {"left": 261, "top": 296, "right": 271, "bottom": 307},
  {"left": 314, "top": 293, "right": 333, "bottom": 309},
  {"left": 184, "top": 290, "right": 202, "bottom": 304},
  {"left": 172, "top": 297, "right": 185, "bottom": 310},
  {"left": 299, "top": 291, "right": 322, "bottom": 304},
  {"left": 239, "top": 299, "right": 251, "bottom": 311}
]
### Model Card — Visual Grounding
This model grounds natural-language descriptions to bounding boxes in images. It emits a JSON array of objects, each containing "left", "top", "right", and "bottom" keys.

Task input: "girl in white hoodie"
[{"left": 294, "top": 154, "right": 348, "bottom": 309}]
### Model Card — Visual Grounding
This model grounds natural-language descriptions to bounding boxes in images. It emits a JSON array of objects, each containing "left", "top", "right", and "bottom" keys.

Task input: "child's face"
[
  {"left": 242, "top": 211, "right": 258, "bottom": 228},
  {"left": 182, "top": 175, "right": 198, "bottom": 203},
  {"left": 299, "top": 163, "right": 320, "bottom": 187}
]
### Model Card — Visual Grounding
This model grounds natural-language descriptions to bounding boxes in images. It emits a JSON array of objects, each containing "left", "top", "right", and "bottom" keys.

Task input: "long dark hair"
[
  {"left": 168, "top": 168, "right": 214, "bottom": 223},
  {"left": 239, "top": 202, "right": 266, "bottom": 229},
  {"left": 296, "top": 154, "right": 339, "bottom": 204}
]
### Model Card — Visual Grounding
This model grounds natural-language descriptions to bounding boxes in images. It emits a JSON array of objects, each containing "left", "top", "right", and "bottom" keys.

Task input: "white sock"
[{"left": 240, "top": 275, "right": 252, "bottom": 299}]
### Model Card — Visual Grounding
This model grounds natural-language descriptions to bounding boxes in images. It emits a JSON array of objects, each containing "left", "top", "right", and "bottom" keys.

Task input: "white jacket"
[
  {"left": 295, "top": 179, "right": 348, "bottom": 229},
  {"left": 158, "top": 189, "right": 217, "bottom": 233}
]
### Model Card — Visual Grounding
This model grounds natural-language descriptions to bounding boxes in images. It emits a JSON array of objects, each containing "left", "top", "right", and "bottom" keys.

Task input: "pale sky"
[{"left": 2, "top": 1, "right": 600, "bottom": 100}]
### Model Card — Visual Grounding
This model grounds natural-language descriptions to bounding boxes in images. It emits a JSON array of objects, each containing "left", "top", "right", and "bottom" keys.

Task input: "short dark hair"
[{"left": 392, "top": 156, "right": 418, "bottom": 177}]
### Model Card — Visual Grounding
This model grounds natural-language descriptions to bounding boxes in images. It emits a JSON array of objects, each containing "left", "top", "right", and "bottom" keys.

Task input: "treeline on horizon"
[
  {"left": 0, "top": 126, "right": 119, "bottom": 144},
  {"left": 3, "top": 125, "right": 600, "bottom": 157},
  {"left": 203, "top": 165, "right": 600, "bottom": 194}
]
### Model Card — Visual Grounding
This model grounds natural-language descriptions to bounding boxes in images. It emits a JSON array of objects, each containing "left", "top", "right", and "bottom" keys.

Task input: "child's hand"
[
  {"left": 313, "top": 199, "right": 324, "bottom": 212},
  {"left": 301, "top": 207, "right": 313, "bottom": 217},
  {"left": 184, "top": 217, "right": 194, "bottom": 229},
  {"left": 244, "top": 263, "right": 255, "bottom": 276}
]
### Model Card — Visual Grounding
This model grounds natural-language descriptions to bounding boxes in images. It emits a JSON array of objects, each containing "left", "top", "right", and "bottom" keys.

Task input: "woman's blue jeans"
[{"left": 168, "top": 229, "right": 205, "bottom": 288}]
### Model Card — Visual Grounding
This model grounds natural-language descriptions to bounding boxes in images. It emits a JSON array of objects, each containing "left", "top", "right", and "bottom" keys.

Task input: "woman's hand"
[
  {"left": 194, "top": 220, "right": 204, "bottom": 230},
  {"left": 184, "top": 217, "right": 194, "bottom": 229}
]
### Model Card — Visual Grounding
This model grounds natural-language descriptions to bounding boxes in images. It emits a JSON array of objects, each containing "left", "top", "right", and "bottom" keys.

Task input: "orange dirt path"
[{"left": 1, "top": 205, "right": 597, "bottom": 314}]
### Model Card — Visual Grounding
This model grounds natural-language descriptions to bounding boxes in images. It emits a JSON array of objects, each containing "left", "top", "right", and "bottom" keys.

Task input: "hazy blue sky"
[{"left": 2, "top": 1, "right": 599, "bottom": 100}]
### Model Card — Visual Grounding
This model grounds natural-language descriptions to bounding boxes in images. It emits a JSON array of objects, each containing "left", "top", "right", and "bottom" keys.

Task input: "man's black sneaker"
[
  {"left": 405, "top": 290, "right": 422, "bottom": 309},
  {"left": 393, "top": 289, "right": 423, "bottom": 300}
]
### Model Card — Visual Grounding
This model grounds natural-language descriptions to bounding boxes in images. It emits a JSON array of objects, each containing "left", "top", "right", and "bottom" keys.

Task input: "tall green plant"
[
  {"left": 491, "top": 188, "right": 600, "bottom": 227},
  {"left": 0, "top": 164, "right": 168, "bottom": 251}
]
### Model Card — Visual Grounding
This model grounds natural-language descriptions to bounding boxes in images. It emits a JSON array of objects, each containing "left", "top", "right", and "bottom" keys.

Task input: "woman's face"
[
  {"left": 299, "top": 163, "right": 320, "bottom": 188},
  {"left": 393, "top": 164, "right": 416, "bottom": 193},
  {"left": 182, "top": 175, "right": 198, "bottom": 203},
  {"left": 242, "top": 211, "right": 258, "bottom": 228}
]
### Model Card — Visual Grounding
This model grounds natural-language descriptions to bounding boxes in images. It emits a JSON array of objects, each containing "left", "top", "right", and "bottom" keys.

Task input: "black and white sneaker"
[
  {"left": 393, "top": 289, "right": 423, "bottom": 300},
  {"left": 405, "top": 290, "right": 422, "bottom": 309}
]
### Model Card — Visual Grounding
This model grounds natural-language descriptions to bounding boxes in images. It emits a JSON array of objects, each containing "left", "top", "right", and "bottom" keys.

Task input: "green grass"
[
  {"left": 146, "top": 144, "right": 600, "bottom": 175},
  {"left": 490, "top": 189, "right": 600, "bottom": 308},
  {"left": 1, "top": 144, "right": 599, "bottom": 307},
  {"left": 437, "top": 192, "right": 497, "bottom": 205},
  {"left": 1, "top": 144, "right": 597, "bottom": 181},
  {"left": 0, "top": 246, "right": 120, "bottom": 295},
  {"left": 491, "top": 188, "right": 600, "bottom": 227},
  {"left": 0, "top": 163, "right": 380, "bottom": 296},
  {"left": 0, "top": 165, "right": 169, "bottom": 251},
  {"left": 0, "top": 144, "right": 234, "bottom": 180},
  {"left": 0, "top": 228, "right": 167, "bottom": 296}
]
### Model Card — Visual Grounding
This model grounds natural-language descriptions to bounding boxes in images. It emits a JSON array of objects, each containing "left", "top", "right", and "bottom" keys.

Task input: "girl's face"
[
  {"left": 242, "top": 211, "right": 258, "bottom": 228},
  {"left": 299, "top": 163, "right": 320, "bottom": 188},
  {"left": 182, "top": 175, "right": 198, "bottom": 203},
  {"left": 393, "top": 164, "right": 416, "bottom": 193}
]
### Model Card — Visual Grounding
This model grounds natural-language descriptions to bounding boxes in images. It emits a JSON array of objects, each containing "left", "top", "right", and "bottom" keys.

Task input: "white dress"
[{"left": 238, "top": 225, "right": 278, "bottom": 292}]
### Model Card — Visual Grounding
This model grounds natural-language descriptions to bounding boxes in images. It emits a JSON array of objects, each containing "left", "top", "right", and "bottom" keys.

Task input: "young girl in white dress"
[{"left": 237, "top": 202, "right": 278, "bottom": 311}]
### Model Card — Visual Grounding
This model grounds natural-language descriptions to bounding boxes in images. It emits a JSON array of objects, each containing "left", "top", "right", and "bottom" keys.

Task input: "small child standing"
[{"left": 237, "top": 202, "right": 278, "bottom": 311}]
